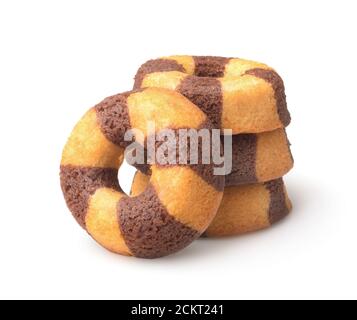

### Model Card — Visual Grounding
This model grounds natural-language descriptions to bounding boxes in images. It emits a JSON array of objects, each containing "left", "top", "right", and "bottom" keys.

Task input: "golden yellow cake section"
[
  {"left": 284, "top": 184, "right": 293, "bottom": 213},
  {"left": 142, "top": 71, "right": 188, "bottom": 91},
  {"left": 61, "top": 109, "right": 124, "bottom": 169},
  {"left": 127, "top": 88, "right": 207, "bottom": 145},
  {"left": 150, "top": 166, "right": 223, "bottom": 233},
  {"left": 163, "top": 55, "right": 195, "bottom": 74},
  {"left": 130, "top": 171, "right": 150, "bottom": 196},
  {"left": 255, "top": 129, "right": 294, "bottom": 181},
  {"left": 224, "top": 58, "right": 271, "bottom": 78},
  {"left": 86, "top": 188, "right": 131, "bottom": 256},
  {"left": 205, "top": 184, "right": 271, "bottom": 237},
  {"left": 220, "top": 76, "right": 282, "bottom": 133}
]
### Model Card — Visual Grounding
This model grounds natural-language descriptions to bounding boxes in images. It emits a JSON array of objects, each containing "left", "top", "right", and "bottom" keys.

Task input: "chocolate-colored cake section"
[
  {"left": 60, "top": 166, "right": 120, "bottom": 228},
  {"left": 118, "top": 184, "right": 200, "bottom": 259},
  {"left": 188, "top": 161, "right": 225, "bottom": 192},
  {"left": 245, "top": 68, "right": 291, "bottom": 127},
  {"left": 154, "top": 128, "right": 224, "bottom": 192},
  {"left": 264, "top": 179, "right": 290, "bottom": 225},
  {"left": 130, "top": 124, "right": 225, "bottom": 192},
  {"left": 95, "top": 93, "right": 132, "bottom": 149},
  {"left": 178, "top": 76, "right": 223, "bottom": 129},
  {"left": 126, "top": 145, "right": 152, "bottom": 175},
  {"left": 193, "top": 56, "right": 231, "bottom": 77},
  {"left": 134, "top": 59, "right": 185, "bottom": 89},
  {"left": 225, "top": 134, "right": 258, "bottom": 186}
]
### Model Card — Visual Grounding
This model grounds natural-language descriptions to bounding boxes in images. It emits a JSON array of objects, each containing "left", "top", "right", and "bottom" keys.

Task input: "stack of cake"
[{"left": 131, "top": 55, "right": 293, "bottom": 237}]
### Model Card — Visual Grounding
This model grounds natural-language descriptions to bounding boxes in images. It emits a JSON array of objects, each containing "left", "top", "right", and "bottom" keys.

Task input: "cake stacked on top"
[{"left": 131, "top": 55, "right": 293, "bottom": 237}]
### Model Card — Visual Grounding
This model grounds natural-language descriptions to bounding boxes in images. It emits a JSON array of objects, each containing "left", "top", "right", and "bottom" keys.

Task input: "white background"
[{"left": 0, "top": 0, "right": 356, "bottom": 300}]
